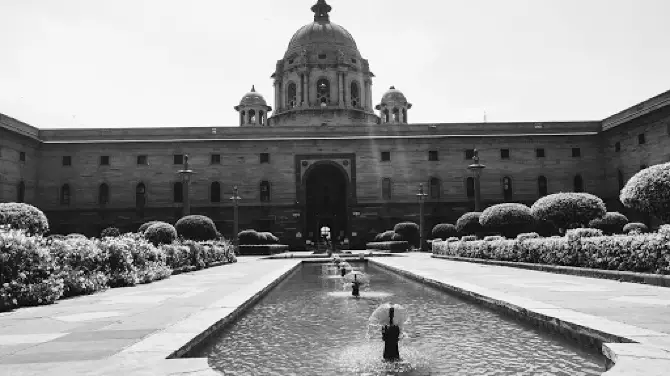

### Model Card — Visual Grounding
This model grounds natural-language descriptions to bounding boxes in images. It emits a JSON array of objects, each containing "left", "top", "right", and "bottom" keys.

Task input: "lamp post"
[
  {"left": 416, "top": 183, "right": 428, "bottom": 251},
  {"left": 177, "top": 154, "right": 195, "bottom": 216},
  {"left": 230, "top": 186, "right": 241, "bottom": 247},
  {"left": 467, "top": 149, "right": 486, "bottom": 211}
]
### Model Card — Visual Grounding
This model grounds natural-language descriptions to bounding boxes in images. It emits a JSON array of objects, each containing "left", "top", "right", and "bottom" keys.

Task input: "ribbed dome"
[
  {"left": 381, "top": 86, "right": 408, "bottom": 103},
  {"left": 239, "top": 86, "right": 267, "bottom": 107},
  {"left": 285, "top": 22, "right": 359, "bottom": 57}
]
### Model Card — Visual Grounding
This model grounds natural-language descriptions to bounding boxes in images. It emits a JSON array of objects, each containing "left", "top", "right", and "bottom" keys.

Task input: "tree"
[{"left": 620, "top": 162, "right": 670, "bottom": 223}]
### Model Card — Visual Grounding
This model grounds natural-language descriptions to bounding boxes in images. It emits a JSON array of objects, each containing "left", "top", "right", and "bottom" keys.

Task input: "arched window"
[
  {"left": 382, "top": 178, "right": 392, "bottom": 200},
  {"left": 248, "top": 109, "right": 256, "bottom": 124},
  {"left": 392, "top": 108, "right": 400, "bottom": 122},
  {"left": 574, "top": 174, "right": 584, "bottom": 192},
  {"left": 287, "top": 82, "right": 297, "bottom": 108},
  {"left": 17, "top": 181, "right": 25, "bottom": 203},
  {"left": 502, "top": 176, "right": 513, "bottom": 201},
  {"left": 383, "top": 109, "right": 390, "bottom": 123},
  {"left": 429, "top": 178, "right": 441, "bottom": 199},
  {"left": 350, "top": 81, "right": 360, "bottom": 107},
  {"left": 260, "top": 181, "right": 271, "bottom": 202},
  {"left": 60, "top": 184, "right": 71, "bottom": 205},
  {"left": 402, "top": 108, "right": 407, "bottom": 124},
  {"left": 136, "top": 183, "right": 147, "bottom": 209},
  {"left": 98, "top": 183, "right": 109, "bottom": 205},
  {"left": 211, "top": 182, "right": 221, "bottom": 203},
  {"left": 240, "top": 111, "right": 245, "bottom": 125},
  {"left": 466, "top": 177, "right": 475, "bottom": 199},
  {"left": 173, "top": 182, "right": 183, "bottom": 203},
  {"left": 316, "top": 78, "right": 330, "bottom": 105},
  {"left": 618, "top": 170, "right": 625, "bottom": 190},
  {"left": 259, "top": 110, "right": 265, "bottom": 126},
  {"left": 538, "top": 176, "right": 548, "bottom": 197}
]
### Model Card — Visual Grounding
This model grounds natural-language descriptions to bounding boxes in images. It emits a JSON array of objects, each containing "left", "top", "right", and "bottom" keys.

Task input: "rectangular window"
[
  {"left": 137, "top": 155, "right": 148, "bottom": 165},
  {"left": 62, "top": 156, "right": 72, "bottom": 166},
  {"left": 260, "top": 153, "right": 270, "bottom": 164},
  {"left": 428, "top": 150, "right": 438, "bottom": 161},
  {"left": 381, "top": 151, "right": 391, "bottom": 162},
  {"left": 500, "top": 149, "right": 510, "bottom": 159},
  {"left": 638, "top": 133, "right": 646, "bottom": 145},
  {"left": 571, "top": 148, "right": 581, "bottom": 158},
  {"left": 174, "top": 154, "right": 184, "bottom": 165},
  {"left": 536, "top": 148, "right": 545, "bottom": 158},
  {"left": 318, "top": 53, "right": 327, "bottom": 59},
  {"left": 19, "top": 151, "right": 26, "bottom": 162},
  {"left": 100, "top": 155, "right": 110, "bottom": 166},
  {"left": 465, "top": 149, "right": 475, "bottom": 160},
  {"left": 211, "top": 154, "right": 221, "bottom": 164},
  {"left": 615, "top": 142, "right": 621, "bottom": 152}
]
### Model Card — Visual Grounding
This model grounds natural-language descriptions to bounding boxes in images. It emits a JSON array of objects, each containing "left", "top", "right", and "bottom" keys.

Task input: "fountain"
[
  {"left": 369, "top": 303, "right": 408, "bottom": 361},
  {"left": 343, "top": 270, "right": 370, "bottom": 297}
]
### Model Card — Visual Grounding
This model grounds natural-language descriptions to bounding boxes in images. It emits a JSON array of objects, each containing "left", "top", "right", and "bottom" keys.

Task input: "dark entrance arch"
[{"left": 303, "top": 162, "right": 348, "bottom": 243}]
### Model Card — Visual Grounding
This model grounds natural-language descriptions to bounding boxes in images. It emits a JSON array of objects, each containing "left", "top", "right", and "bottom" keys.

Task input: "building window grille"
[
  {"left": 211, "top": 154, "right": 221, "bottom": 164},
  {"left": 316, "top": 79, "right": 330, "bottom": 105},
  {"left": 536, "top": 148, "right": 545, "bottom": 158},
  {"left": 465, "top": 149, "right": 475, "bottom": 160},
  {"left": 615, "top": 142, "right": 621, "bottom": 152},
  {"left": 100, "top": 156, "right": 110, "bottom": 165},
  {"left": 501, "top": 149, "right": 510, "bottom": 159},
  {"left": 350, "top": 81, "right": 360, "bottom": 107},
  {"left": 137, "top": 155, "right": 148, "bottom": 165},
  {"left": 572, "top": 148, "right": 581, "bottom": 158},
  {"left": 174, "top": 154, "right": 184, "bottom": 165},
  {"left": 260, "top": 181, "right": 271, "bottom": 202},
  {"left": 60, "top": 184, "right": 71, "bottom": 205},
  {"left": 19, "top": 152, "right": 26, "bottom": 162},
  {"left": 428, "top": 150, "right": 438, "bottom": 161},
  {"left": 260, "top": 153, "right": 270, "bottom": 164},
  {"left": 62, "top": 156, "right": 72, "bottom": 166},
  {"left": 502, "top": 176, "right": 513, "bottom": 201},
  {"left": 136, "top": 183, "right": 147, "bottom": 209},
  {"left": 287, "top": 83, "right": 297, "bottom": 108},
  {"left": 381, "top": 151, "right": 390, "bottom": 162},
  {"left": 638, "top": 133, "right": 646, "bottom": 145}
]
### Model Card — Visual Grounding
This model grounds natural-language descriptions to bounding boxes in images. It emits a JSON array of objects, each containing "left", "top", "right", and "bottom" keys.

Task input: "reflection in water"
[{"left": 194, "top": 262, "right": 604, "bottom": 375}]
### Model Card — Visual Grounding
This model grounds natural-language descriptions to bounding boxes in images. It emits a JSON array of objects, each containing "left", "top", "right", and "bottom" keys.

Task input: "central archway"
[{"left": 304, "top": 162, "right": 349, "bottom": 243}]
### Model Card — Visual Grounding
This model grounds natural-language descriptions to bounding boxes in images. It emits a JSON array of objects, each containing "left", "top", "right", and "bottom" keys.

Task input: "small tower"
[
  {"left": 234, "top": 85, "right": 272, "bottom": 126},
  {"left": 376, "top": 86, "right": 412, "bottom": 124}
]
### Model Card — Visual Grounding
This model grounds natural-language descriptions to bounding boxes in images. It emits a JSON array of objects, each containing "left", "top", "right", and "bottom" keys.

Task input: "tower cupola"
[
  {"left": 376, "top": 86, "right": 412, "bottom": 124},
  {"left": 234, "top": 85, "right": 272, "bottom": 126}
]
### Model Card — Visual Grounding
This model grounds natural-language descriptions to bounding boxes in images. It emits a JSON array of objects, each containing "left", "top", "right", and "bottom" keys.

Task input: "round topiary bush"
[
  {"left": 530, "top": 192, "right": 606, "bottom": 231},
  {"left": 101, "top": 227, "right": 121, "bottom": 238},
  {"left": 138, "top": 221, "right": 160, "bottom": 233},
  {"left": 588, "top": 212, "right": 629, "bottom": 235},
  {"left": 479, "top": 203, "right": 535, "bottom": 238},
  {"left": 620, "top": 162, "right": 670, "bottom": 223},
  {"left": 456, "top": 212, "right": 483, "bottom": 235},
  {"left": 393, "top": 222, "right": 420, "bottom": 246},
  {"left": 0, "top": 203, "right": 49, "bottom": 235},
  {"left": 238, "top": 229, "right": 260, "bottom": 245},
  {"left": 431, "top": 224, "right": 458, "bottom": 240},
  {"left": 144, "top": 222, "right": 177, "bottom": 246},
  {"left": 175, "top": 215, "right": 218, "bottom": 241},
  {"left": 623, "top": 222, "right": 648, "bottom": 234}
]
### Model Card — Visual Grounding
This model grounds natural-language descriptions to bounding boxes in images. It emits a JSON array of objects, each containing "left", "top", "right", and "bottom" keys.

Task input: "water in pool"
[{"left": 191, "top": 262, "right": 605, "bottom": 375}]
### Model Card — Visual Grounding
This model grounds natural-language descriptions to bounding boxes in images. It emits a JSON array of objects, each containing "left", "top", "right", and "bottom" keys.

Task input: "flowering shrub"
[
  {"left": 124, "top": 234, "right": 171, "bottom": 284},
  {"left": 456, "top": 212, "right": 483, "bottom": 235},
  {"left": 175, "top": 215, "right": 218, "bottom": 241},
  {"left": 431, "top": 224, "right": 458, "bottom": 240},
  {"left": 623, "top": 222, "right": 648, "bottom": 234},
  {"left": 480, "top": 203, "right": 535, "bottom": 238},
  {"left": 484, "top": 236, "right": 505, "bottom": 241},
  {"left": 97, "top": 235, "right": 138, "bottom": 287},
  {"left": 517, "top": 232, "right": 540, "bottom": 241},
  {"left": 0, "top": 203, "right": 50, "bottom": 235},
  {"left": 461, "top": 235, "right": 477, "bottom": 241},
  {"left": 144, "top": 222, "right": 177, "bottom": 246},
  {"left": 160, "top": 243, "right": 192, "bottom": 270},
  {"left": 394, "top": 222, "right": 420, "bottom": 246},
  {"left": 531, "top": 193, "right": 606, "bottom": 231},
  {"left": 101, "top": 227, "right": 121, "bottom": 238},
  {"left": 589, "top": 212, "right": 629, "bottom": 235},
  {"left": 566, "top": 228, "right": 603, "bottom": 241},
  {"left": 48, "top": 237, "right": 108, "bottom": 297},
  {"left": 620, "top": 162, "right": 670, "bottom": 223}
]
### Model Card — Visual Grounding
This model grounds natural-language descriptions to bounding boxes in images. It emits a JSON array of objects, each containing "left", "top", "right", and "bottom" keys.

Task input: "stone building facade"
[{"left": 1, "top": 0, "right": 669, "bottom": 247}]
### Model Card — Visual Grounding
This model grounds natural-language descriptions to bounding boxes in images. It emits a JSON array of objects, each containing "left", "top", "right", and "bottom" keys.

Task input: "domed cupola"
[
  {"left": 376, "top": 86, "right": 412, "bottom": 124},
  {"left": 268, "top": 0, "right": 379, "bottom": 126},
  {"left": 234, "top": 85, "right": 272, "bottom": 126}
]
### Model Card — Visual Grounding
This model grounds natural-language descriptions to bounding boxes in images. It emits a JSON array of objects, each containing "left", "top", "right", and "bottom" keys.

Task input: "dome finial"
[
  {"left": 311, "top": 0, "right": 332, "bottom": 22},
  {"left": 251, "top": 85, "right": 256, "bottom": 92},
  {"left": 390, "top": 86, "right": 395, "bottom": 90}
]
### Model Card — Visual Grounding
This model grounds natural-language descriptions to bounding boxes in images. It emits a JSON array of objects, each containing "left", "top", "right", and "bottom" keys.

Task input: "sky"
[{"left": 1, "top": 0, "right": 669, "bottom": 129}]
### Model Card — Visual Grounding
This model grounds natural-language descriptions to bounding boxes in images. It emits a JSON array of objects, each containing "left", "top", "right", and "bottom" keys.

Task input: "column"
[
  {"left": 273, "top": 82, "right": 278, "bottom": 112},
  {"left": 338, "top": 73, "right": 344, "bottom": 107},
  {"left": 306, "top": 72, "right": 311, "bottom": 106},
  {"left": 361, "top": 78, "right": 366, "bottom": 111},
  {"left": 300, "top": 74, "right": 304, "bottom": 106}
]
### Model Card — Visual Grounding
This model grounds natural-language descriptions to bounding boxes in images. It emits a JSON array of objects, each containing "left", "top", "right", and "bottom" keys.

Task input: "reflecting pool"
[{"left": 191, "top": 262, "right": 604, "bottom": 375}]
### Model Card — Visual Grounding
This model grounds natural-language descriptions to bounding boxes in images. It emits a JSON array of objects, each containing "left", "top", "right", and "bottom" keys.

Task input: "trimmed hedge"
[
  {"left": 376, "top": 230, "right": 399, "bottom": 242},
  {"left": 456, "top": 212, "right": 483, "bottom": 235},
  {"left": 144, "top": 222, "right": 177, "bottom": 246},
  {"left": 480, "top": 203, "right": 534, "bottom": 238},
  {"left": 433, "top": 225, "right": 670, "bottom": 274},
  {"left": 588, "top": 212, "right": 629, "bottom": 235},
  {"left": 483, "top": 236, "right": 505, "bottom": 241},
  {"left": 238, "top": 244, "right": 289, "bottom": 256},
  {"left": 138, "top": 221, "right": 160, "bottom": 233},
  {"left": 566, "top": 228, "right": 603, "bottom": 240},
  {"left": 461, "top": 235, "right": 477, "bottom": 242},
  {"left": 620, "top": 162, "right": 670, "bottom": 223},
  {"left": 101, "top": 227, "right": 121, "bottom": 238},
  {"left": 393, "top": 222, "right": 419, "bottom": 246},
  {"left": 175, "top": 215, "right": 218, "bottom": 241},
  {"left": 517, "top": 232, "right": 540, "bottom": 241},
  {"left": 531, "top": 192, "right": 606, "bottom": 231},
  {"left": 237, "top": 229, "right": 280, "bottom": 245},
  {"left": 366, "top": 241, "right": 409, "bottom": 253},
  {"left": 0, "top": 203, "right": 50, "bottom": 236},
  {"left": 623, "top": 222, "right": 648, "bottom": 234},
  {"left": 431, "top": 224, "right": 458, "bottom": 240}
]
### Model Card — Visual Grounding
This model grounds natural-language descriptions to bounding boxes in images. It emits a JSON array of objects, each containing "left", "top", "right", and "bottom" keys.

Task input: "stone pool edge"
[{"left": 369, "top": 258, "right": 670, "bottom": 376}]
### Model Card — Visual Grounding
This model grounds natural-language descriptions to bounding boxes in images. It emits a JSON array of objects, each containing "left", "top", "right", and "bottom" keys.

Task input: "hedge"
[
  {"left": 0, "top": 203, "right": 50, "bottom": 236},
  {"left": 366, "top": 241, "right": 409, "bottom": 253},
  {"left": 375, "top": 230, "right": 400, "bottom": 242},
  {"left": 480, "top": 203, "right": 535, "bottom": 238},
  {"left": 101, "top": 227, "right": 121, "bottom": 238},
  {"left": 431, "top": 224, "right": 458, "bottom": 240},
  {"left": 237, "top": 244, "right": 289, "bottom": 256},
  {"left": 175, "top": 215, "right": 218, "bottom": 241},
  {"left": 588, "top": 212, "right": 629, "bottom": 235},
  {"left": 530, "top": 192, "right": 606, "bottom": 230},
  {"left": 237, "top": 229, "right": 281, "bottom": 245},
  {"left": 433, "top": 225, "right": 670, "bottom": 274},
  {"left": 623, "top": 222, "right": 648, "bottom": 234},
  {"left": 620, "top": 162, "right": 670, "bottom": 223}
]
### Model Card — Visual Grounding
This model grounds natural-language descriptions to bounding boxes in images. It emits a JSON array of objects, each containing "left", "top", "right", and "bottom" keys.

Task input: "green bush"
[
  {"left": 365, "top": 241, "right": 409, "bottom": 252},
  {"left": 589, "top": 212, "right": 629, "bottom": 235},
  {"left": 138, "top": 221, "right": 160, "bottom": 233},
  {"left": 259, "top": 232, "right": 279, "bottom": 244},
  {"left": 517, "top": 232, "right": 540, "bottom": 241},
  {"left": 67, "top": 233, "right": 86, "bottom": 239},
  {"left": 238, "top": 244, "right": 289, "bottom": 255},
  {"left": 484, "top": 235, "right": 505, "bottom": 241},
  {"left": 566, "top": 228, "right": 604, "bottom": 241},
  {"left": 446, "top": 237, "right": 459, "bottom": 242},
  {"left": 101, "top": 227, "right": 121, "bottom": 238},
  {"left": 144, "top": 222, "right": 177, "bottom": 246},
  {"left": 623, "top": 222, "right": 648, "bottom": 234},
  {"left": 431, "top": 224, "right": 458, "bottom": 240},
  {"left": 620, "top": 162, "right": 670, "bottom": 223},
  {"left": 461, "top": 235, "right": 477, "bottom": 241},
  {"left": 378, "top": 230, "right": 398, "bottom": 242},
  {"left": 238, "top": 229, "right": 260, "bottom": 245},
  {"left": 0, "top": 203, "right": 50, "bottom": 236},
  {"left": 456, "top": 212, "right": 483, "bottom": 235},
  {"left": 531, "top": 192, "right": 606, "bottom": 231},
  {"left": 175, "top": 215, "right": 218, "bottom": 241},
  {"left": 393, "top": 222, "right": 420, "bottom": 246},
  {"left": 48, "top": 237, "right": 109, "bottom": 298},
  {"left": 97, "top": 235, "right": 138, "bottom": 287},
  {"left": 480, "top": 203, "right": 535, "bottom": 238}
]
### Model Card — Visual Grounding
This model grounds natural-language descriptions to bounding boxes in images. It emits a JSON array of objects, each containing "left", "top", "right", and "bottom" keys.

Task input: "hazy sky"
[{"left": 1, "top": 0, "right": 669, "bottom": 129}]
